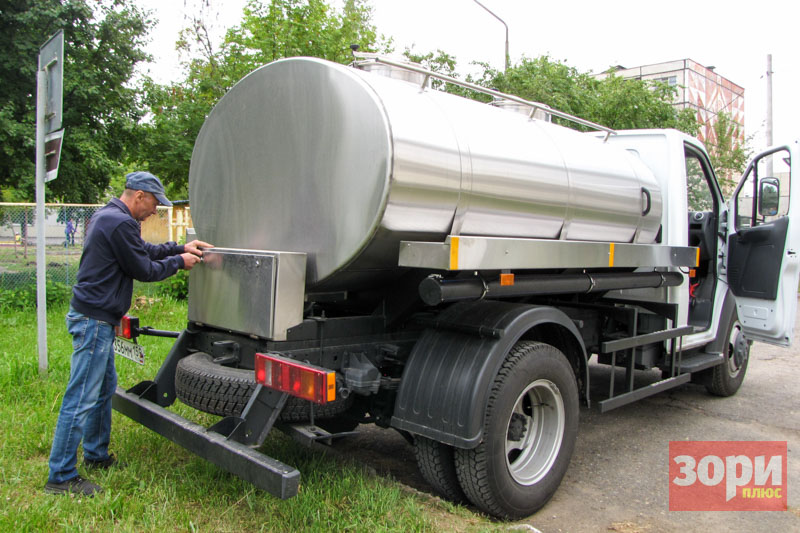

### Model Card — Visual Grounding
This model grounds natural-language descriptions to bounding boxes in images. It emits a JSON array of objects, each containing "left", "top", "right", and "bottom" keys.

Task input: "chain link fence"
[{"left": 0, "top": 202, "right": 192, "bottom": 294}]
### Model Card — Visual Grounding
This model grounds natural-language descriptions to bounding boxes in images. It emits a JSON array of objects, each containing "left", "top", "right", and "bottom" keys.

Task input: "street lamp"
[{"left": 473, "top": 0, "right": 509, "bottom": 72}]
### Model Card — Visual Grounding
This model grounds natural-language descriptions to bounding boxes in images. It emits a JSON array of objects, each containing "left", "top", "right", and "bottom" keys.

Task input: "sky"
[{"left": 135, "top": 0, "right": 799, "bottom": 154}]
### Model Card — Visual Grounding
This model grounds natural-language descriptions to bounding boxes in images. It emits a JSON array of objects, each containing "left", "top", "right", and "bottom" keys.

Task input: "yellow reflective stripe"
[
  {"left": 696, "top": 247, "right": 701, "bottom": 268},
  {"left": 609, "top": 242, "right": 615, "bottom": 267},
  {"left": 450, "top": 236, "right": 460, "bottom": 270}
]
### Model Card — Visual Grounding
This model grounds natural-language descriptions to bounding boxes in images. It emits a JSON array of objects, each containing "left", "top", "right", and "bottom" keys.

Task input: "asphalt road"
[{"left": 332, "top": 302, "right": 800, "bottom": 532}]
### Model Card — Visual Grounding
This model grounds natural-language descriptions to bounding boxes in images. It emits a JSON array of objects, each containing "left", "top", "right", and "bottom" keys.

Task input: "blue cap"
[{"left": 125, "top": 171, "right": 172, "bottom": 207}]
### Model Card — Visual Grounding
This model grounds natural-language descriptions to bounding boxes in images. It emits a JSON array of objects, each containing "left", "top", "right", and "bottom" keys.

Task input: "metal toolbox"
[{"left": 188, "top": 247, "right": 306, "bottom": 341}]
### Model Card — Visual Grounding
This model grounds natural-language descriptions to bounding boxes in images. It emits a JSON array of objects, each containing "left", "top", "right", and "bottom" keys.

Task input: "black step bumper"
[{"left": 112, "top": 386, "right": 300, "bottom": 499}]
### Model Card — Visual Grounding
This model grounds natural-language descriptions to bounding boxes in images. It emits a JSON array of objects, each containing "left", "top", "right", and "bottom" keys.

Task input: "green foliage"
[
  {"left": 0, "top": 0, "right": 152, "bottom": 203},
  {"left": 705, "top": 110, "right": 750, "bottom": 195},
  {"left": 157, "top": 269, "right": 189, "bottom": 300},
  {"left": 403, "top": 47, "right": 459, "bottom": 91},
  {"left": 481, "top": 56, "right": 595, "bottom": 118},
  {"left": 456, "top": 56, "right": 698, "bottom": 135},
  {"left": 0, "top": 280, "right": 72, "bottom": 311},
  {"left": 139, "top": 0, "right": 384, "bottom": 195},
  {"left": 591, "top": 75, "right": 698, "bottom": 134}
]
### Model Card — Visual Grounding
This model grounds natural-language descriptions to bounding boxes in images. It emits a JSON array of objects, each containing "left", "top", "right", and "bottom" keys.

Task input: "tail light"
[
  {"left": 254, "top": 352, "right": 336, "bottom": 405},
  {"left": 115, "top": 315, "right": 139, "bottom": 339}
]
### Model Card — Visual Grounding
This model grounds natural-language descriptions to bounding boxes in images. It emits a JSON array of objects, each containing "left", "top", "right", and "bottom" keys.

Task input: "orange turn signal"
[{"left": 500, "top": 273, "right": 515, "bottom": 286}]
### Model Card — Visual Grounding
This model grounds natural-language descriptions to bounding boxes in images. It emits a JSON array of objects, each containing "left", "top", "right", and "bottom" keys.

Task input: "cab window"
[
  {"left": 735, "top": 149, "right": 791, "bottom": 229},
  {"left": 685, "top": 148, "right": 716, "bottom": 212}
]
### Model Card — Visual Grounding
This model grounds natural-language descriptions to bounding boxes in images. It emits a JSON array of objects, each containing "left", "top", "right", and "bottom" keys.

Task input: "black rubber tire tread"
[
  {"left": 707, "top": 317, "right": 750, "bottom": 397},
  {"left": 414, "top": 436, "right": 468, "bottom": 504},
  {"left": 454, "top": 341, "right": 579, "bottom": 520},
  {"left": 175, "top": 352, "right": 352, "bottom": 419}
]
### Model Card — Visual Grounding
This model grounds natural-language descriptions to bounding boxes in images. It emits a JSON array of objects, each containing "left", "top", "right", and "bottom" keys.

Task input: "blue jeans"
[{"left": 48, "top": 308, "right": 117, "bottom": 483}]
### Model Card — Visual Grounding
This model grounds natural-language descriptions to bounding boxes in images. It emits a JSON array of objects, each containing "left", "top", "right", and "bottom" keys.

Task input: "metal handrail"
[{"left": 352, "top": 53, "right": 616, "bottom": 141}]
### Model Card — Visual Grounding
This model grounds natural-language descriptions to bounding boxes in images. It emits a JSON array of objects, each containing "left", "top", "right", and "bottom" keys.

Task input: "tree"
[
  {"left": 402, "top": 47, "right": 459, "bottom": 91},
  {"left": 705, "top": 111, "right": 749, "bottom": 195},
  {"left": 591, "top": 74, "right": 698, "bottom": 134},
  {"left": 0, "top": 0, "right": 151, "bottom": 203},
  {"left": 139, "top": 0, "right": 384, "bottom": 196},
  {"left": 467, "top": 57, "right": 698, "bottom": 135},
  {"left": 479, "top": 56, "right": 596, "bottom": 118}
]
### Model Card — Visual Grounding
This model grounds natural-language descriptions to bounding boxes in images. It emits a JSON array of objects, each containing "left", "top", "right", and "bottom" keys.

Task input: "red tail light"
[
  {"left": 254, "top": 352, "right": 336, "bottom": 405},
  {"left": 115, "top": 315, "right": 139, "bottom": 339}
]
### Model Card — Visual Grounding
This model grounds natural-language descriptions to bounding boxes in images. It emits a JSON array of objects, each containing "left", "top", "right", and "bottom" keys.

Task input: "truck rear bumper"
[{"left": 112, "top": 386, "right": 300, "bottom": 499}]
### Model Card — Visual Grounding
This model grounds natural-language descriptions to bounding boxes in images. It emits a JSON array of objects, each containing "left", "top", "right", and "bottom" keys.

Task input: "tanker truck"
[{"left": 112, "top": 55, "right": 799, "bottom": 519}]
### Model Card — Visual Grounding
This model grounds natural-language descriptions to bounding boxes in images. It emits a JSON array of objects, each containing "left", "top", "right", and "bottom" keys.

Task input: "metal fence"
[{"left": 0, "top": 202, "right": 192, "bottom": 292}]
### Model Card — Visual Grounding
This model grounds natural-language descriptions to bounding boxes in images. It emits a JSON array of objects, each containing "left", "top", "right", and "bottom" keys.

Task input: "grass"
[{"left": 0, "top": 295, "right": 495, "bottom": 532}]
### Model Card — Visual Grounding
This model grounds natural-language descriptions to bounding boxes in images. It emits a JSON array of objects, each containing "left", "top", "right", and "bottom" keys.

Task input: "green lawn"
[{"left": 0, "top": 296, "right": 493, "bottom": 532}]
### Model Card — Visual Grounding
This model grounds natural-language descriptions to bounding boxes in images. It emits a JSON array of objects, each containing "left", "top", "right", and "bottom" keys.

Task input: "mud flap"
[{"left": 391, "top": 300, "right": 587, "bottom": 448}]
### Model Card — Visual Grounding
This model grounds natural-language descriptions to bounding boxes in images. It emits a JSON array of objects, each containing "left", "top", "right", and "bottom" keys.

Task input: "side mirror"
[{"left": 758, "top": 177, "right": 780, "bottom": 216}]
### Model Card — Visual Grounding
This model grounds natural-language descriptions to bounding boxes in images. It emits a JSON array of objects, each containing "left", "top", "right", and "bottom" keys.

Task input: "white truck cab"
[{"left": 608, "top": 131, "right": 798, "bottom": 348}]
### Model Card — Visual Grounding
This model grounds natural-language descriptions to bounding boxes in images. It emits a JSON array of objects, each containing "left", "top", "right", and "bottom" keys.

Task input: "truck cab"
[{"left": 609, "top": 131, "right": 798, "bottom": 344}]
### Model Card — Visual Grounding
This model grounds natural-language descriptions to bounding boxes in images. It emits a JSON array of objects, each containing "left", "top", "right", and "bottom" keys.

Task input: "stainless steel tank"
[{"left": 189, "top": 57, "right": 663, "bottom": 291}]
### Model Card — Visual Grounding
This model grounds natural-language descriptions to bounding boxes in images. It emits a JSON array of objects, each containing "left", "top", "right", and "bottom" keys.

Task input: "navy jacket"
[{"left": 71, "top": 198, "right": 185, "bottom": 325}]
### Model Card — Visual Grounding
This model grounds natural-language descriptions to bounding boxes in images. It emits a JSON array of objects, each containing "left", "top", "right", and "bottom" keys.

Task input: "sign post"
[{"left": 36, "top": 30, "right": 64, "bottom": 376}]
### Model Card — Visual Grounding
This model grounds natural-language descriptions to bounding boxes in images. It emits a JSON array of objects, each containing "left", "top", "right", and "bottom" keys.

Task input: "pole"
[
  {"left": 473, "top": 0, "right": 509, "bottom": 72},
  {"left": 35, "top": 67, "right": 48, "bottom": 376},
  {"left": 765, "top": 54, "right": 773, "bottom": 176}
]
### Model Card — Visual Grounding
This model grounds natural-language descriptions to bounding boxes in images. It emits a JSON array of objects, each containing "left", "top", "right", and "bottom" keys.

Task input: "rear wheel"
[
  {"left": 454, "top": 341, "right": 579, "bottom": 520},
  {"left": 414, "top": 436, "right": 468, "bottom": 504},
  {"left": 706, "top": 318, "right": 750, "bottom": 397}
]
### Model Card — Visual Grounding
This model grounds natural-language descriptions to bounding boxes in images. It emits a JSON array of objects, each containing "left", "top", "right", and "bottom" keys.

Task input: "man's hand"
[
  {"left": 184, "top": 240, "right": 213, "bottom": 257},
  {"left": 181, "top": 252, "right": 203, "bottom": 270}
]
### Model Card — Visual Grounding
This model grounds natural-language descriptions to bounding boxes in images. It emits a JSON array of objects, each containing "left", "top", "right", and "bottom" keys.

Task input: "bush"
[
  {"left": 0, "top": 280, "right": 72, "bottom": 311},
  {"left": 157, "top": 269, "right": 189, "bottom": 300}
]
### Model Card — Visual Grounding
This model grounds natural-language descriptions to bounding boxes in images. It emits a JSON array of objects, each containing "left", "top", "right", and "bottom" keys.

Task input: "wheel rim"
[
  {"left": 727, "top": 322, "right": 748, "bottom": 378},
  {"left": 504, "top": 378, "right": 565, "bottom": 485}
]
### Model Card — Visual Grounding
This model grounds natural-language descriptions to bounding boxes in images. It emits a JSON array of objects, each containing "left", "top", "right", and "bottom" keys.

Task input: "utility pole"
[
  {"left": 765, "top": 54, "right": 773, "bottom": 176},
  {"left": 473, "top": 0, "right": 509, "bottom": 72}
]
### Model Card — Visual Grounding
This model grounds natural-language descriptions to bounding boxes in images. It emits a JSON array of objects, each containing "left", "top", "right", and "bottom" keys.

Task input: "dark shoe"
[
  {"left": 45, "top": 475, "right": 102, "bottom": 497},
  {"left": 84, "top": 453, "right": 125, "bottom": 470}
]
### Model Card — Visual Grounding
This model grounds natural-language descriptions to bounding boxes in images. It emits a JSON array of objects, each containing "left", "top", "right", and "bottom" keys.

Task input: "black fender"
[
  {"left": 391, "top": 300, "right": 588, "bottom": 449},
  {"left": 704, "top": 287, "right": 738, "bottom": 354}
]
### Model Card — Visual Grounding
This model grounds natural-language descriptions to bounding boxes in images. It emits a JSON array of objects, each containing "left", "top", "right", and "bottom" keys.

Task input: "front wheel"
[
  {"left": 706, "top": 317, "right": 750, "bottom": 397},
  {"left": 454, "top": 341, "right": 579, "bottom": 520}
]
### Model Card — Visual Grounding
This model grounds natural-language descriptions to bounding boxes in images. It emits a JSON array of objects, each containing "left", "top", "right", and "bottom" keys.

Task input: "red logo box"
[{"left": 669, "top": 441, "right": 787, "bottom": 511}]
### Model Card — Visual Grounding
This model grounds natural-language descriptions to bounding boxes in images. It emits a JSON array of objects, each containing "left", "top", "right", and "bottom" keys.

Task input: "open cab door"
[{"left": 727, "top": 143, "right": 800, "bottom": 346}]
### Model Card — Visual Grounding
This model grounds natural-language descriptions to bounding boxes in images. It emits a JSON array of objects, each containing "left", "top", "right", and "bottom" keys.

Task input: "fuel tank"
[{"left": 189, "top": 57, "right": 662, "bottom": 291}]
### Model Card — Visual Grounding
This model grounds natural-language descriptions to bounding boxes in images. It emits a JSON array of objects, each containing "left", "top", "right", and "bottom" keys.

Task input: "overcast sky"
[{"left": 136, "top": 0, "right": 798, "bottom": 153}]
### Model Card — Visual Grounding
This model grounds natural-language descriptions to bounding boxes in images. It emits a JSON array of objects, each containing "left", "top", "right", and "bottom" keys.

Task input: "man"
[
  {"left": 64, "top": 219, "right": 74, "bottom": 247},
  {"left": 45, "top": 171, "right": 212, "bottom": 497}
]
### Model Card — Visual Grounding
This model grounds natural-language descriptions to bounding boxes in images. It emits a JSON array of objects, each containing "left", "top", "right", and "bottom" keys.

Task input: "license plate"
[{"left": 114, "top": 337, "right": 145, "bottom": 365}]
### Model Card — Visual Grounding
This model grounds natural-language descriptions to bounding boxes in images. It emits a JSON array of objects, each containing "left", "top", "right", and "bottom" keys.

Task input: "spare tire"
[{"left": 175, "top": 352, "right": 352, "bottom": 420}]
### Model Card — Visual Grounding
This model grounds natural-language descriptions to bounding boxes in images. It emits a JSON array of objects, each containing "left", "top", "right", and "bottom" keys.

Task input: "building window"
[{"left": 655, "top": 76, "right": 677, "bottom": 86}]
